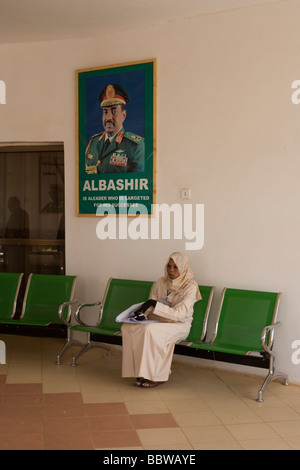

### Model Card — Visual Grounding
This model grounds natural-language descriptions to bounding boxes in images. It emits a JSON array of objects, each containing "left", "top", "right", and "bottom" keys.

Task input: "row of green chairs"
[
  {"left": 0, "top": 272, "right": 77, "bottom": 327},
  {"left": 0, "top": 273, "right": 288, "bottom": 401},
  {"left": 56, "top": 277, "right": 288, "bottom": 401},
  {"left": 55, "top": 279, "right": 215, "bottom": 366}
]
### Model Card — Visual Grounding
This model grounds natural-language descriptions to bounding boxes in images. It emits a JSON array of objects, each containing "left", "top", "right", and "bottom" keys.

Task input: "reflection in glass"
[{"left": 0, "top": 147, "right": 65, "bottom": 289}]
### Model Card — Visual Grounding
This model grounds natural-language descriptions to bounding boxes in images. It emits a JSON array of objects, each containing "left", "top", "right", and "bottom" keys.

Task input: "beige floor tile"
[
  {"left": 268, "top": 381, "right": 298, "bottom": 396},
  {"left": 164, "top": 398, "right": 210, "bottom": 413},
  {"left": 205, "top": 396, "right": 252, "bottom": 410},
  {"left": 284, "top": 436, "right": 300, "bottom": 450},
  {"left": 197, "top": 386, "right": 236, "bottom": 401},
  {"left": 43, "top": 383, "right": 81, "bottom": 393},
  {"left": 279, "top": 394, "right": 300, "bottom": 412},
  {"left": 147, "top": 443, "right": 193, "bottom": 450},
  {"left": 213, "top": 407, "right": 263, "bottom": 425},
  {"left": 81, "top": 389, "right": 124, "bottom": 403},
  {"left": 226, "top": 385, "right": 271, "bottom": 402},
  {"left": 42, "top": 367, "right": 80, "bottom": 393},
  {"left": 0, "top": 364, "right": 8, "bottom": 375},
  {"left": 125, "top": 399, "right": 169, "bottom": 415},
  {"left": 254, "top": 405, "right": 300, "bottom": 422},
  {"left": 119, "top": 385, "right": 162, "bottom": 402},
  {"left": 79, "top": 381, "right": 120, "bottom": 393},
  {"left": 216, "top": 371, "right": 262, "bottom": 389},
  {"left": 157, "top": 386, "right": 201, "bottom": 401},
  {"left": 182, "top": 424, "right": 235, "bottom": 444},
  {"left": 76, "top": 375, "right": 115, "bottom": 387},
  {"left": 226, "top": 422, "right": 279, "bottom": 441},
  {"left": 192, "top": 440, "right": 243, "bottom": 450},
  {"left": 268, "top": 419, "right": 300, "bottom": 438},
  {"left": 243, "top": 394, "right": 287, "bottom": 408},
  {"left": 172, "top": 410, "right": 221, "bottom": 427},
  {"left": 239, "top": 438, "right": 292, "bottom": 450},
  {"left": 5, "top": 367, "right": 42, "bottom": 384},
  {"left": 137, "top": 427, "right": 191, "bottom": 447}
]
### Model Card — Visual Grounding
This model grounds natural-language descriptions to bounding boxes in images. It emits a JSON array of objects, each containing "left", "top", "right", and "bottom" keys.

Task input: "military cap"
[{"left": 99, "top": 83, "right": 129, "bottom": 107}]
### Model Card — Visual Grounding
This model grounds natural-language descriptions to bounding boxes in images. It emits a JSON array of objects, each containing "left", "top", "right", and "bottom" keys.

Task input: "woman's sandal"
[
  {"left": 141, "top": 379, "right": 165, "bottom": 388},
  {"left": 134, "top": 377, "right": 144, "bottom": 387}
]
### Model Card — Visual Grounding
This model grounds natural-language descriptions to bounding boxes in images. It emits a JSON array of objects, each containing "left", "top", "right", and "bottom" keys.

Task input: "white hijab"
[{"left": 164, "top": 252, "right": 201, "bottom": 300}]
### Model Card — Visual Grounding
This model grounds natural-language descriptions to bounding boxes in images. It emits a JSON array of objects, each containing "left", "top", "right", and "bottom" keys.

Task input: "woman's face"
[{"left": 167, "top": 258, "right": 180, "bottom": 279}]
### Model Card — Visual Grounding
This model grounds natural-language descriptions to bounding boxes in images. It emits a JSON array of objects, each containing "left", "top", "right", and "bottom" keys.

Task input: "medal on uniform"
[{"left": 109, "top": 150, "right": 128, "bottom": 167}]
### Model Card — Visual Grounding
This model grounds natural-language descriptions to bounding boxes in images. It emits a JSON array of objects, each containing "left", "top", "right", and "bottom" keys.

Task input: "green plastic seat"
[
  {"left": 72, "top": 277, "right": 153, "bottom": 336},
  {"left": 190, "top": 288, "right": 280, "bottom": 355},
  {"left": 189, "top": 287, "right": 289, "bottom": 402},
  {"left": 185, "top": 285, "right": 215, "bottom": 342},
  {"left": 56, "top": 277, "right": 153, "bottom": 364},
  {"left": 0, "top": 273, "right": 23, "bottom": 322},
  {"left": 3, "top": 273, "right": 77, "bottom": 326}
]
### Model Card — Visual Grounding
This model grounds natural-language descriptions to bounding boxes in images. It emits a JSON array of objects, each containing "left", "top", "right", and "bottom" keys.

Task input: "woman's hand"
[
  {"left": 134, "top": 299, "right": 157, "bottom": 314},
  {"left": 131, "top": 299, "right": 157, "bottom": 321}
]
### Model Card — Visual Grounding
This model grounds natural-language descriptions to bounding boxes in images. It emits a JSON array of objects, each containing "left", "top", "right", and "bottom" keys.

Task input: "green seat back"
[
  {"left": 212, "top": 288, "right": 280, "bottom": 352},
  {"left": 100, "top": 278, "right": 153, "bottom": 333},
  {"left": 21, "top": 274, "right": 77, "bottom": 324},
  {"left": 185, "top": 285, "right": 215, "bottom": 342},
  {"left": 0, "top": 273, "right": 23, "bottom": 320}
]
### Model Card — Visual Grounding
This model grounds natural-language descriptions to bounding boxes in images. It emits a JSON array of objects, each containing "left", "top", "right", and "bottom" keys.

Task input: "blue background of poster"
[{"left": 84, "top": 69, "right": 145, "bottom": 144}]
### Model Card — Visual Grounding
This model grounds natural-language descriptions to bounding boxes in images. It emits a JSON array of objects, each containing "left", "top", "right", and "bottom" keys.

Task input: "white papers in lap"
[{"left": 115, "top": 302, "right": 159, "bottom": 324}]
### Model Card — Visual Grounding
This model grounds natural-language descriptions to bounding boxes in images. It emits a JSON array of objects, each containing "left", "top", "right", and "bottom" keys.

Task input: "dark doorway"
[{"left": 0, "top": 143, "right": 65, "bottom": 314}]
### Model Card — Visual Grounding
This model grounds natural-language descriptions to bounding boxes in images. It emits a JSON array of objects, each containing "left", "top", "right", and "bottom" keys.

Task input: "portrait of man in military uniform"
[{"left": 85, "top": 83, "right": 145, "bottom": 174}]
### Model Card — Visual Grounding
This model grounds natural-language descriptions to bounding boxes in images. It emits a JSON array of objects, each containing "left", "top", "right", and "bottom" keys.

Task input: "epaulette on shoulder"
[
  {"left": 87, "top": 132, "right": 105, "bottom": 142},
  {"left": 85, "top": 132, "right": 104, "bottom": 156},
  {"left": 124, "top": 132, "right": 144, "bottom": 144},
  {"left": 95, "top": 132, "right": 105, "bottom": 141}
]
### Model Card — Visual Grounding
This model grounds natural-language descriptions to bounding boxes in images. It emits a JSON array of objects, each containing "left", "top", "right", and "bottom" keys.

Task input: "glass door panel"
[{"left": 0, "top": 144, "right": 65, "bottom": 312}]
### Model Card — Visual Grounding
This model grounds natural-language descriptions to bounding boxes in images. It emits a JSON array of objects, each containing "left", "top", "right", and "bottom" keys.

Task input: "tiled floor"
[{"left": 0, "top": 333, "right": 300, "bottom": 450}]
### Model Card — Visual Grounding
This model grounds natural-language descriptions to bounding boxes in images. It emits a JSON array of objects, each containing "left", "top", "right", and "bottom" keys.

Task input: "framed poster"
[{"left": 76, "top": 59, "right": 156, "bottom": 216}]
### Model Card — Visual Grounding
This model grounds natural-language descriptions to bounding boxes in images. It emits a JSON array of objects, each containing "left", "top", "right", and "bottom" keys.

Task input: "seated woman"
[{"left": 121, "top": 251, "right": 201, "bottom": 388}]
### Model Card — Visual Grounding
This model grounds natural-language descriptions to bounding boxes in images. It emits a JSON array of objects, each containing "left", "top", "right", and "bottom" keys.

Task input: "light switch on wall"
[{"left": 180, "top": 188, "right": 191, "bottom": 199}]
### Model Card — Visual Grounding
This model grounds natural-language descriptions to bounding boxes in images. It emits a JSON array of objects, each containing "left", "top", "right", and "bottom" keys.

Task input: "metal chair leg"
[
  {"left": 71, "top": 341, "right": 112, "bottom": 366},
  {"left": 56, "top": 338, "right": 76, "bottom": 365},
  {"left": 72, "top": 342, "right": 92, "bottom": 366},
  {"left": 257, "top": 355, "right": 289, "bottom": 402}
]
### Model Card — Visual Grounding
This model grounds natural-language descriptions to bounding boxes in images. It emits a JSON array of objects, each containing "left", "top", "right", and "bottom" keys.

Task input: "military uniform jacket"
[{"left": 85, "top": 127, "right": 145, "bottom": 174}]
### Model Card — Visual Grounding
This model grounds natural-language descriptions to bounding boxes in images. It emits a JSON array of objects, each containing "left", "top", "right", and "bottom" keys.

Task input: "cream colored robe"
[{"left": 121, "top": 277, "right": 201, "bottom": 382}]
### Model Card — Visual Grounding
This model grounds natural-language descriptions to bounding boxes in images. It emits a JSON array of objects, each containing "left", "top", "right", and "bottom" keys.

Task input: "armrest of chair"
[
  {"left": 58, "top": 299, "right": 78, "bottom": 325},
  {"left": 260, "top": 321, "right": 281, "bottom": 356},
  {"left": 74, "top": 301, "right": 102, "bottom": 327}
]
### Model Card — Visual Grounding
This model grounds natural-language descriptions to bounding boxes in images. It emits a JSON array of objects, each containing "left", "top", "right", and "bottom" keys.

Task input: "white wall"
[{"left": 1, "top": 2, "right": 300, "bottom": 382}]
